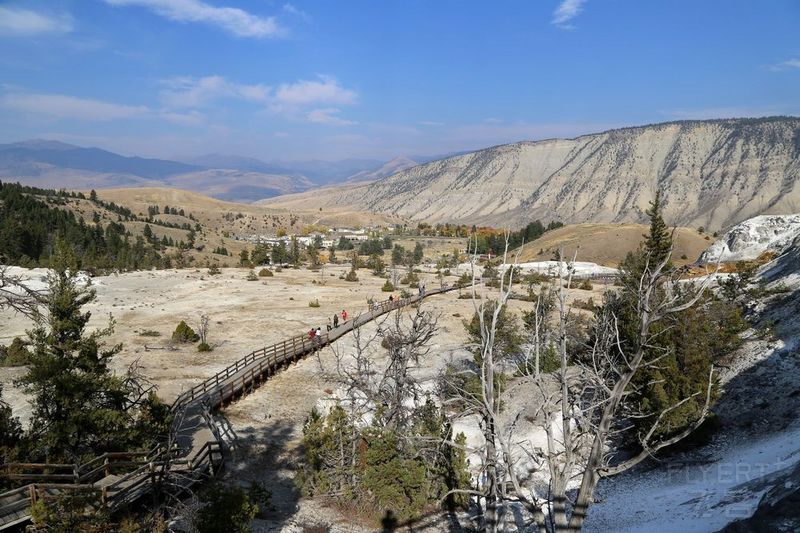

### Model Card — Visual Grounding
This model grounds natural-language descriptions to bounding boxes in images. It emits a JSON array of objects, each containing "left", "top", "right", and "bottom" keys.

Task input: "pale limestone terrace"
[{"left": 699, "top": 214, "right": 800, "bottom": 263}]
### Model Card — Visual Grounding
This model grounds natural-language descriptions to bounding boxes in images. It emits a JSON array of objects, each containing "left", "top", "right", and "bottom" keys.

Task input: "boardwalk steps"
[{"left": 0, "top": 286, "right": 454, "bottom": 529}]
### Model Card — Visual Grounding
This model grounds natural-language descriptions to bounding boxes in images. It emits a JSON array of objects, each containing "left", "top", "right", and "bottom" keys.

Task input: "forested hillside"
[{"left": 0, "top": 181, "right": 164, "bottom": 270}]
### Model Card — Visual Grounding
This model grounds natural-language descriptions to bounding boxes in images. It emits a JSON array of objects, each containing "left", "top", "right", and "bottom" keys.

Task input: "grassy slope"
[
  {"left": 514, "top": 223, "right": 711, "bottom": 267},
  {"left": 101, "top": 187, "right": 400, "bottom": 230}
]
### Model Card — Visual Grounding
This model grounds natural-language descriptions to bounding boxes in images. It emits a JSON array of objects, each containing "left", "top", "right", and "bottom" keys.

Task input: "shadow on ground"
[
  {"left": 218, "top": 414, "right": 303, "bottom": 529},
  {"left": 215, "top": 409, "right": 477, "bottom": 532}
]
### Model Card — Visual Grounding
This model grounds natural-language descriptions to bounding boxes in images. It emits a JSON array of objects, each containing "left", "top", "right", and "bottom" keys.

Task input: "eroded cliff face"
[{"left": 324, "top": 117, "right": 800, "bottom": 230}]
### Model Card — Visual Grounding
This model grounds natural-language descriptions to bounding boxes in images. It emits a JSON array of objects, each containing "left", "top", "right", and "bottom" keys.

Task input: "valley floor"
[
  {"left": 3, "top": 264, "right": 797, "bottom": 531},
  {"left": 4, "top": 265, "right": 605, "bottom": 530}
]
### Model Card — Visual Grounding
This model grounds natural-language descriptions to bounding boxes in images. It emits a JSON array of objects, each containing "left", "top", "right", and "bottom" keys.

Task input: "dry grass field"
[
  {"left": 514, "top": 223, "right": 712, "bottom": 267},
  {"left": 392, "top": 235, "right": 468, "bottom": 258},
  {"left": 91, "top": 187, "right": 409, "bottom": 265},
  {"left": 97, "top": 186, "right": 401, "bottom": 232}
]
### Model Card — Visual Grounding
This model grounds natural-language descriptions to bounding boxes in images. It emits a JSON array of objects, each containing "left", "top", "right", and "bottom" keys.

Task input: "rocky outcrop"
[
  {"left": 275, "top": 117, "right": 800, "bottom": 231},
  {"left": 759, "top": 234, "right": 800, "bottom": 285},
  {"left": 699, "top": 214, "right": 800, "bottom": 263}
]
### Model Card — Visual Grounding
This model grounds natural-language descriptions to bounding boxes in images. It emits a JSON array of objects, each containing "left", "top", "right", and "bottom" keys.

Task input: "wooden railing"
[{"left": 0, "top": 285, "right": 453, "bottom": 529}]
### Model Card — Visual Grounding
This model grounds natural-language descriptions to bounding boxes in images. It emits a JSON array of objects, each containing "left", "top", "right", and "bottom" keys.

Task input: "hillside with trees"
[{"left": 0, "top": 182, "right": 165, "bottom": 270}]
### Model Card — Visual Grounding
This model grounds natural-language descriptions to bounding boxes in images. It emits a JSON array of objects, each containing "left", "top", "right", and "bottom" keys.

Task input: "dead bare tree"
[
  {"left": 120, "top": 358, "right": 159, "bottom": 411},
  {"left": 0, "top": 266, "right": 45, "bottom": 320},
  {"left": 442, "top": 237, "right": 717, "bottom": 532},
  {"left": 196, "top": 313, "right": 210, "bottom": 345},
  {"left": 322, "top": 305, "right": 439, "bottom": 430},
  {"left": 304, "top": 304, "right": 453, "bottom": 507},
  {"left": 438, "top": 231, "right": 526, "bottom": 531},
  {"left": 517, "top": 282, "right": 555, "bottom": 379},
  {"left": 559, "top": 250, "right": 715, "bottom": 531}
]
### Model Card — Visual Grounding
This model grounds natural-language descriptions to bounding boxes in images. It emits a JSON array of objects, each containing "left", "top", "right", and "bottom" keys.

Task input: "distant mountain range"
[
  {"left": 177, "top": 153, "right": 396, "bottom": 184},
  {"left": 261, "top": 116, "right": 800, "bottom": 232},
  {"left": 0, "top": 139, "right": 199, "bottom": 178},
  {"left": 0, "top": 140, "right": 423, "bottom": 202}
]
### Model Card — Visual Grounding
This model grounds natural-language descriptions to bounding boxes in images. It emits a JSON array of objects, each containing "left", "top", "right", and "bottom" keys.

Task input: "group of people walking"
[
  {"left": 310, "top": 309, "right": 349, "bottom": 344},
  {"left": 308, "top": 285, "right": 428, "bottom": 345},
  {"left": 308, "top": 326, "right": 322, "bottom": 342}
]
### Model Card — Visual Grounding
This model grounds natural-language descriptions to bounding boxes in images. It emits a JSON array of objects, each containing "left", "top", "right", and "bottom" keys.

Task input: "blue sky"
[{"left": 0, "top": 0, "right": 798, "bottom": 161}]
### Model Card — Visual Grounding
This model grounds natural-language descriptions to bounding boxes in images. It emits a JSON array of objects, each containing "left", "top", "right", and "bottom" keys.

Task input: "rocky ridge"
[{"left": 264, "top": 117, "right": 800, "bottom": 232}]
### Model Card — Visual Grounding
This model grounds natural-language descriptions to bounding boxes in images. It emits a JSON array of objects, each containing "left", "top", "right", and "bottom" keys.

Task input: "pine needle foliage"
[{"left": 17, "top": 241, "right": 171, "bottom": 463}]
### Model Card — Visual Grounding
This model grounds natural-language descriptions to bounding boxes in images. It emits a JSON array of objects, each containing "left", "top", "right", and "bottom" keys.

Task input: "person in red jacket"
[{"left": 341, "top": 309, "right": 348, "bottom": 322}]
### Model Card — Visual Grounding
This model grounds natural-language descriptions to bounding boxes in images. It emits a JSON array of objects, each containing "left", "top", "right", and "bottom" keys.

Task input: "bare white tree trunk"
[
  {"left": 196, "top": 313, "right": 210, "bottom": 345},
  {"left": 563, "top": 251, "right": 716, "bottom": 531}
]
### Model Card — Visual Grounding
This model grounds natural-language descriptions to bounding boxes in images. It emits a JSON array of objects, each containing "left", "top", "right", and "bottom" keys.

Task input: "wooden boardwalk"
[{"left": 0, "top": 286, "right": 454, "bottom": 529}]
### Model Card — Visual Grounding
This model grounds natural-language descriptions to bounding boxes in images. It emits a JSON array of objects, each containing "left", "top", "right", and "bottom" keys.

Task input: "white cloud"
[
  {"left": 237, "top": 83, "right": 271, "bottom": 102},
  {"left": 160, "top": 109, "right": 206, "bottom": 125},
  {"left": 103, "top": 0, "right": 283, "bottom": 38},
  {"left": 159, "top": 75, "right": 356, "bottom": 124},
  {"left": 766, "top": 58, "right": 800, "bottom": 72},
  {"left": 282, "top": 3, "right": 309, "bottom": 21},
  {"left": 552, "top": 0, "right": 586, "bottom": 29},
  {"left": 273, "top": 75, "right": 357, "bottom": 108},
  {"left": 1, "top": 90, "right": 208, "bottom": 126},
  {"left": 0, "top": 6, "right": 73, "bottom": 36},
  {"left": 270, "top": 76, "right": 358, "bottom": 124},
  {"left": 160, "top": 75, "right": 270, "bottom": 107},
  {"left": 1, "top": 92, "right": 149, "bottom": 121},
  {"left": 306, "top": 108, "right": 355, "bottom": 126}
]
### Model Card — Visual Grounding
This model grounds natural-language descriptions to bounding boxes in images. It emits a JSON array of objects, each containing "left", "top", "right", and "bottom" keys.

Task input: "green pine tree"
[
  {"left": 0, "top": 383, "right": 22, "bottom": 464},
  {"left": 643, "top": 190, "right": 672, "bottom": 268},
  {"left": 607, "top": 190, "right": 747, "bottom": 442},
  {"left": 290, "top": 236, "right": 300, "bottom": 267},
  {"left": 20, "top": 240, "right": 169, "bottom": 462}
]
